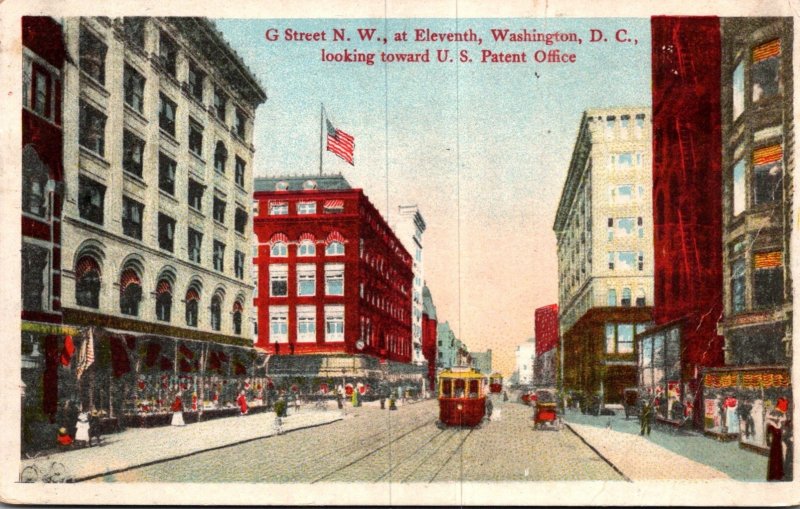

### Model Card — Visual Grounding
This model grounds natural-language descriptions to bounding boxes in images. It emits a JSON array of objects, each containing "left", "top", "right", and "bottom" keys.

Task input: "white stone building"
[
  {"left": 515, "top": 339, "right": 536, "bottom": 386},
  {"left": 394, "top": 205, "right": 427, "bottom": 365}
]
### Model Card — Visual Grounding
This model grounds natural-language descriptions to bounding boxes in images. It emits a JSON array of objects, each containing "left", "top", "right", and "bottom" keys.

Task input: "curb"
[
  {"left": 68, "top": 415, "right": 343, "bottom": 483},
  {"left": 563, "top": 422, "right": 632, "bottom": 482}
]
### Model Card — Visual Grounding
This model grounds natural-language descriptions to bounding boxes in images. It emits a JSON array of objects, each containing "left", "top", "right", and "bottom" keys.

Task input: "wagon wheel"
[{"left": 20, "top": 465, "right": 39, "bottom": 483}]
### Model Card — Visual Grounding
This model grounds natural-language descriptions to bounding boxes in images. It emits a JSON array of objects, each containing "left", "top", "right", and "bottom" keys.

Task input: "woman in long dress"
[
  {"left": 767, "top": 397, "right": 789, "bottom": 481},
  {"left": 74, "top": 412, "right": 90, "bottom": 446},
  {"left": 171, "top": 395, "right": 185, "bottom": 426}
]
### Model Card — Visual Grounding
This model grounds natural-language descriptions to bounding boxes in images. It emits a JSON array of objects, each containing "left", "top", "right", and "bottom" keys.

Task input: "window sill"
[
  {"left": 189, "top": 207, "right": 205, "bottom": 220},
  {"left": 189, "top": 151, "right": 206, "bottom": 165},
  {"left": 123, "top": 170, "right": 147, "bottom": 189},
  {"left": 79, "top": 146, "right": 111, "bottom": 168},
  {"left": 22, "top": 105, "right": 60, "bottom": 128},
  {"left": 158, "top": 189, "right": 178, "bottom": 203},
  {"left": 214, "top": 219, "right": 227, "bottom": 230},
  {"left": 123, "top": 102, "right": 148, "bottom": 125},
  {"left": 159, "top": 128, "right": 179, "bottom": 147},
  {"left": 79, "top": 71, "right": 110, "bottom": 98}
]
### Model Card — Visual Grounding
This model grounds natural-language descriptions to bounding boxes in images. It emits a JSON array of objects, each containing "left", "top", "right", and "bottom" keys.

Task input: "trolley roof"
[{"left": 439, "top": 367, "right": 486, "bottom": 380}]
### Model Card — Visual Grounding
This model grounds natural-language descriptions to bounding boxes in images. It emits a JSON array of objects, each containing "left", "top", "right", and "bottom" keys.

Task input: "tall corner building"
[
  {"left": 553, "top": 107, "right": 654, "bottom": 403},
  {"left": 394, "top": 205, "right": 427, "bottom": 367}
]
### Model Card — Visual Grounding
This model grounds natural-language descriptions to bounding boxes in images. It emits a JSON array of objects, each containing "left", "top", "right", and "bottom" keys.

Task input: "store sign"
[{"left": 705, "top": 371, "right": 791, "bottom": 389}]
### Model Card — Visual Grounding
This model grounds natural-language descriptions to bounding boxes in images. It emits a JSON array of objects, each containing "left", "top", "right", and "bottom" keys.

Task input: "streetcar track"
[
  {"left": 310, "top": 417, "right": 437, "bottom": 483},
  {"left": 373, "top": 428, "right": 449, "bottom": 482},
  {"left": 428, "top": 428, "right": 473, "bottom": 483},
  {"left": 398, "top": 429, "right": 462, "bottom": 483}
]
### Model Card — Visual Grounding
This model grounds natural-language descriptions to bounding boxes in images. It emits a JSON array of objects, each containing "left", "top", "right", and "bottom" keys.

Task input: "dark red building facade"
[
  {"left": 644, "top": 16, "right": 725, "bottom": 423},
  {"left": 253, "top": 175, "right": 413, "bottom": 364},
  {"left": 21, "top": 17, "right": 67, "bottom": 430},
  {"left": 421, "top": 284, "right": 438, "bottom": 389},
  {"left": 534, "top": 304, "right": 558, "bottom": 387}
]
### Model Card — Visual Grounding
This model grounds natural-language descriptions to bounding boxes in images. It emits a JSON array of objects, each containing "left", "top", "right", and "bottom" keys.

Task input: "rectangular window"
[
  {"left": 732, "top": 61, "right": 745, "bottom": 120},
  {"left": 753, "top": 145, "right": 783, "bottom": 206},
  {"left": 159, "top": 93, "right": 176, "bottom": 136},
  {"left": 325, "top": 263, "right": 345, "bottom": 296},
  {"left": 617, "top": 324, "right": 634, "bottom": 353},
  {"left": 297, "top": 201, "right": 317, "bottom": 214},
  {"left": 616, "top": 152, "right": 633, "bottom": 168},
  {"left": 122, "top": 197, "right": 144, "bottom": 239},
  {"left": 731, "top": 258, "right": 746, "bottom": 313},
  {"left": 187, "top": 62, "right": 204, "bottom": 102},
  {"left": 235, "top": 157, "right": 246, "bottom": 187},
  {"left": 297, "top": 264, "right": 316, "bottom": 296},
  {"left": 79, "top": 102, "right": 106, "bottom": 156},
  {"left": 605, "top": 323, "right": 616, "bottom": 353},
  {"left": 30, "top": 66, "right": 51, "bottom": 118},
  {"left": 732, "top": 159, "right": 746, "bottom": 215},
  {"left": 213, "top": 240, "right": 225, "bottom": 272},
  {"left": 122, "top": 129, "right": 144, "bottom": 178},
  {"left": 616, "top": 251, "right": 636, "bottom": 271},
  {"left": 78, "top": 176, "right": 105, "bottom": 225},
  {"left": 297, "top": 306, "right": 316, "bottom": 342},
  {"left": 21, "top": 243, "right": 49, "bottom": 312},
  {"left": 270, "top": 264, "right": 288, "bottom": 297},
  {"left": 235, "top": 109, "right": 246, "bottom": 138},
  {"left": 325, "top": 305, "right": 344, "bottom": 341},
  {"left": 188, "top": 179, "right": 204, "bottom": 211},
  {"left": 159, "top": 31, "right": 178, "bottom": 77},
  {"left": 213, "top": 196, "right": 226, "bottom": 223},
  {"left": 188, "top": 228, "right": 202, "bottom": 263},
  {"left": 752, "top": 39, "right": 780, "bottom": 102},
  {"left": 607, "top": 252, "right": 614, "bottom": 270},
  {"left": 616, "top": 217, "right": 635, "bottom": 238},
  {"left": 80, "top": 27, "right": 106, "bottom": 84},
  {"left": 234, "top": 250, "right": 245, "bottom": 279},
  {"left": 635, "top": 113, "right": 645, "bottom": 139},
  {"left": 123, "top": 64, "right": 145, "bottom": 113},
  {"left": 235, "top": 207, "right": 248, "bottom": 234},
  {"left": 213, "top": 87, "right": 226, "bottom": 121},
  {"left": 323, "top": 200, "right": 345, "bottom": 214},
  {"left": 613, "top": 185, "right": 633, "bottom": 205},
  {"left": 188, "top": 119, "right": 204, "bottom": 156},
  {"left": 754, "top": 251, "right": 784, "bottom": 308},
  {"left": 619, "top": 115, "right": 630, "bottom": 139},
  {"left": 635, "top": 289, "right": 646, "bottom": 307},
  {"left": 123, "top": 17, "right": 145, "bottom": 48},
  {"left": 158, "top": 213, "right": 175, "bottom": 252},
  {"left": 607, "top": 288, "right": 617, "bottom": 306},
  {"left": 270, "top": 201, "right": 288, "bottom": 215},
  {"left": 605, "top": 115, "right": 616, "bottom": 140},
  {"left": 159, "top": 153, "right": 176, "bottom": 195},
  {"left": 269, "top": 306, "right": 288, "bottom": 342}
]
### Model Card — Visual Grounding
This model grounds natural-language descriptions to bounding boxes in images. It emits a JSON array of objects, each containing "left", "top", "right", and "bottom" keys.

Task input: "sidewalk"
[
  {"left": 21, "top": 407, "right": 342, "bottom": 483},
  {"left": 564, "top": 409, "right": 767, "bottom": 481}
]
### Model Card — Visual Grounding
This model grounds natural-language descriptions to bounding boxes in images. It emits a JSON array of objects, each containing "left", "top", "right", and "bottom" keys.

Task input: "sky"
[{"left": 216, "top": 17, "right": 651, "bottom": 376}]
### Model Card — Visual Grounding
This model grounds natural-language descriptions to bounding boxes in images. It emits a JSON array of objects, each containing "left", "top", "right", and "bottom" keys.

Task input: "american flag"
[
  {"left": 76, "top": 327, "right": 95, "bottom": 380},
  {"left": 326, "top": 119, "right": 355, "bottom": 165}
]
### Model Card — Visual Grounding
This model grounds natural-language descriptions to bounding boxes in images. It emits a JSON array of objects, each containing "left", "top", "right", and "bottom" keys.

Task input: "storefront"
[{"left": 702, "top": 366, "right": 791, "bottom": 453}]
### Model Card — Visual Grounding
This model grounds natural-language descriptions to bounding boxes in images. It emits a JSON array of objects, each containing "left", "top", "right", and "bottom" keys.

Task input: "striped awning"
[
  {"left": 120, "top": 269, "right": 141, "bottom": 292},
  {"left": 323, "top": 199, "right": 344, "bottom": 210},
  {"left": 156, "top": 280, "right": 172, "bottom": 295},
  {"left": 754, "top": 251, "right": 783, "bottom": 269},
  {"left": 299, "top": 232, "right": 316, "bottom": 243},
  {"left": 753, "top": 144, "right": 782, "bottom": 165},
  {"left": 75, "top": 256, "right": 101, "bottom": 278},
  {"left": 270, "top": 201, "right": 288, "bottom": 208},
  {"left": 327, "top": 231, "right": 346, "bottom": 244},
  {"left": 270, "top": 232, "right": 289, "bottom": 244},
  {"left": 753, "top": 39, "right": 780, "bottom": 62},
  {"left": 185, "top": 288, "right": 200, "bottom": 302},
  {"left": 232, "top": 301, "right": 244, "bottom": 313}
]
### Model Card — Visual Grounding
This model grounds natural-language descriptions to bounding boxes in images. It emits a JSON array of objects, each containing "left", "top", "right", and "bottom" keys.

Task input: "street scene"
[{"left": 11, "top": 5, "right": 796, "bottom": 505}]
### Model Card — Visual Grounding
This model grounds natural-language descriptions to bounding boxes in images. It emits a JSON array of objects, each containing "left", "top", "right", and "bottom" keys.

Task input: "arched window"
[
  {"left": 326, "top": 241, "right": 344, "bottom": 256},
  {"left": 155, "top": 279, "right": 172, "bottom": 322},
  {"left": 636, "top": 288, "right": 646, "bottom": 307},
  {"left": 75, "top": 255, "right": 101, "bottom": 308},
  {"left": 271, "top": 242, "right": 287, "bottom": 257},
  {"left": 621, "top": 287, "right": 632, "bottom": 307},
  {"left": 214, "top": 140, "right": 227, "bottom": 174},
  {"left": 298, "top": 240, "right": 316, "bottom": 257},
  {"left": 210, "top": 294, "right": 222, "bottom": 331},
  {"left": 185, "top": 287, "right": 200, "bottom": 327},
  {"left": 232, "top": 301, "right": 243, "bottom": 335},
  {"left": 120, "top": 268, "right": 142, "bottom": 316}
]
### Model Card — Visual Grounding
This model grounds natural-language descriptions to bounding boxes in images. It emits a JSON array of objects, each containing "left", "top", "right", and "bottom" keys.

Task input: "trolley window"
[
  {"left": 454, "top": 379, "right": 466, "bottom": 397},
  {"left": 469, "top": 380, "right": 480, "bottom": 397},
  {"left": 441, "top": 379, "right": 452, "bottom": 397}
]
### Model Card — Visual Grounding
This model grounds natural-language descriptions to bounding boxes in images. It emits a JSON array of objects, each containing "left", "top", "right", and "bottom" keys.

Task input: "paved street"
[{"left": 98, "top": 398, "right": 620, "bottom": 483}]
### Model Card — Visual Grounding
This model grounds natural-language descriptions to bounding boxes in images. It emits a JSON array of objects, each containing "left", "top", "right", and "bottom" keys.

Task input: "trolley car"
[
  {"left": 489, "top": 373, "right": 504, "bottom": 394},
  {"left": 438, "top": 367, "right": 486, "bottom": 427}
]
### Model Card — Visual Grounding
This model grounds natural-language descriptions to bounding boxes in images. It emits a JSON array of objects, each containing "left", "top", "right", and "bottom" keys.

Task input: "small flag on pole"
[
  {"left": 326, "top": 119, "right": 355, "bottom": 165},
  {"left": 76, "top": 327, "right": 95, "bottom": 380}
]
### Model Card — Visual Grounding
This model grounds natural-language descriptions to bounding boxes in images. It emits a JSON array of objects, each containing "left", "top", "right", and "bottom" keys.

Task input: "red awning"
[
  {"left": 232, "top": 301, "right": 244, "bottom": 313},
  {"left": 299, "top": 232, "right": 316, "bottom": 243},
  {"left": 120, "top": 269, "right": 141, "bottom": 292},
  {"left": 326, "top": 231, "right": 346, "bottom": 244},
  {"left": 185, "top": 288, "right": 200, "bottom": 302},
  {"left": 323, "top": 199, "right": 344, "bottom": 209},
  {"left": 156, "top": 280, "right": 172, "bottom": 295},
  {"left": 270, "top": 232, "right": 289, "bottom": 244},
  {"left": 75, "top": 256, "right": 100, "bottom": 278}
]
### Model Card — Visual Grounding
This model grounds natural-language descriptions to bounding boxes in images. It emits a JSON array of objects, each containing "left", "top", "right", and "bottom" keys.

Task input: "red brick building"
[
  {"left": 253, "top": 175, "right": 413, "bottom": 366},
  {"left": 21, "top": 17, "right": 67, "bottom": 428},
  {"left": 644, "top": 16, "right": 725, "bottom": 423},
  {"left": 421, "top": 284, "right": 438, "bottom": 389},
  {"left": 534, "top": 304, "right": 558, "bottom": 386}
]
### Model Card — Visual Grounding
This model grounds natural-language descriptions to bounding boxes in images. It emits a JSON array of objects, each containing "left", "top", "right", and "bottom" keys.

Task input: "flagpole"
[{"left": 319, "top": 103, "right": 324, "bottom": 176}]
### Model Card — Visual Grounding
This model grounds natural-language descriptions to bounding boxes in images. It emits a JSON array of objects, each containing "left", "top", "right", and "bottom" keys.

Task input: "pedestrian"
[
  {"left": 640, "top": 400, "right": 653, "bottom": 436},
  {"left": 237, "top": 390, "right": 249, "bottom": 416},
  {"left": 767, "top": 397, "right": 790, "bottom": 481},
  {"left": 74, "top": 412, "right": 90, "bottom": 446},
  {"left": 503, "top": 391, "right": 508, "bottom": 402},
  {"left": 293, "top": 394, "right": 300, "bottom": 413},
  {"left": 485, "top": 397, "right": 494, "bottom": 421},
  {"left": 171, "top": 394, "right": 185, "bottom": 426},
  {"left": 336, "top": 392, "right": 343, "bottom": 409},
  {"left": 56, "top": 427, "right": 73, "bottom": 447}
]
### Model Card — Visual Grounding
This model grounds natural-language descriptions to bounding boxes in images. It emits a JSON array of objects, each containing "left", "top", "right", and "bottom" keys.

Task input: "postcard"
[{"left": 1, "top": 0, "right": 799, "bottom": 505}]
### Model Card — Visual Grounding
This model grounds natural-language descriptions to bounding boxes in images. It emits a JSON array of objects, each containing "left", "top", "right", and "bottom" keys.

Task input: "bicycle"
[{"left": 20, "top": 452, "right": 70, "bottom": 483}]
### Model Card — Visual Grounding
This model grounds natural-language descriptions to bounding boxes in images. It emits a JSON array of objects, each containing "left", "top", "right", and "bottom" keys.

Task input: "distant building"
[
  {"left": 534, "top": 304, "right": 559, "bottom": 386},
  {"left": 421, "top": 284, "right": 438, "bottom": 389},
  {"left": 515, "top": 339, "right": 536, "bottom": 386},
  {"left": 394, "top": 205, "right": 427, "bottom": 366},
  {"left": 470, "top": 349, "right": 492, "bottom": 375},
  {"left": 252, "top": 174, "right": 414, "bottom": 384},
  {"left": 436, "top": 321, "right": 459, "bottom": 370},
  {"left": 553, "top": 107, "right": 654, "bottom": 403}
]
